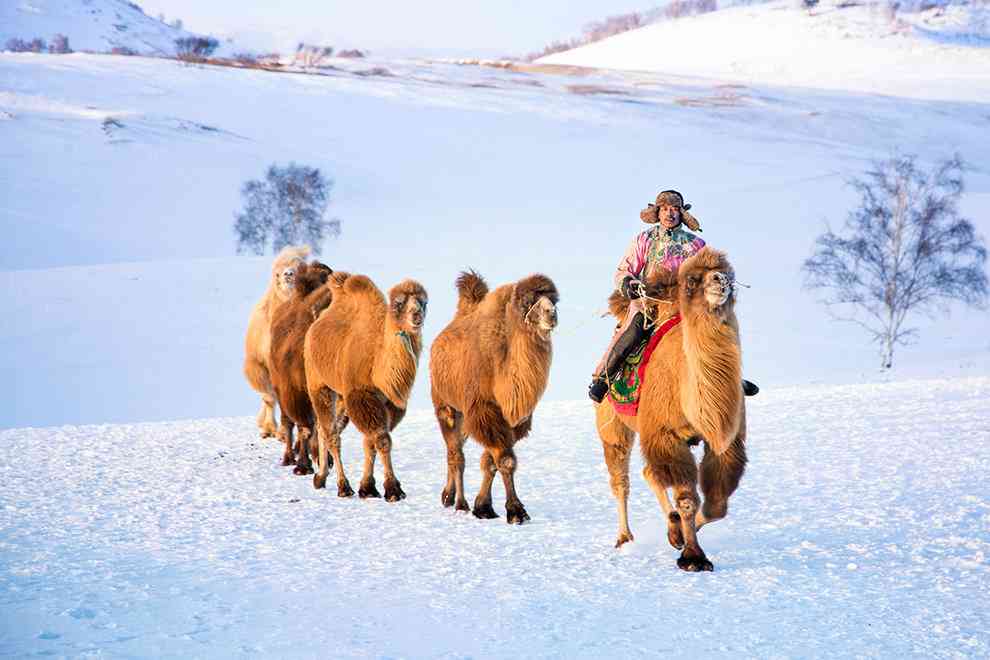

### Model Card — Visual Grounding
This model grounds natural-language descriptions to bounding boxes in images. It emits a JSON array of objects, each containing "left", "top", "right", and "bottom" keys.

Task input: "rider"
[{"left": 588, "top": 190, "right": 758, "bottom": 403}]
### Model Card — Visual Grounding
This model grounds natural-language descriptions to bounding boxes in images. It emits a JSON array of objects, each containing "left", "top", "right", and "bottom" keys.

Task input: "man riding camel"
[{"left": 588, "top": 190, "right": 758, "bottom": 403}]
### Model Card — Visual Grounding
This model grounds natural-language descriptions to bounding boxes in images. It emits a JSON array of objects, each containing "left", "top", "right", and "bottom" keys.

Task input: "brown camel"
[
  {"left": 304, "top": 272, "right": 428, "bottom": 501},
  {"left": 596, "top": 246, "right": 747, "bottom": 571},
  {"left": 269, "top": 260, "right": 334, "bottom": 473},
  {"left": 244, "top": 245, "right": 310, "bottom": 438},
  {"left": 429, "top": 271, "right": 559, "bottom": 524}
]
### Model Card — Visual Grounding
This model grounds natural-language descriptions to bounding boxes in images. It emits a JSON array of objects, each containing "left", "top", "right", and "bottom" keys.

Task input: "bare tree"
[
  {"left": 803, "top": 154, "right": 988, "bottom": 368},
  {"left": 174, "top": 36, "right": 219, "bottom": 60},
  {"left": 234, "top": 163, "right": 341, "bottom": 255}
]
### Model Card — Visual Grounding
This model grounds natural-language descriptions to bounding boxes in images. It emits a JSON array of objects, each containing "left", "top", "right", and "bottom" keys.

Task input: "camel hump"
[{"left": 455, "top": 270, "right": 489, "bottom": 315}]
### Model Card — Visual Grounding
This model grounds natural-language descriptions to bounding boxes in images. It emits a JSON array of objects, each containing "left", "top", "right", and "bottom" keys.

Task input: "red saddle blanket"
[{"left": 607, "top": 313, "right": 682, "bottom": 416}]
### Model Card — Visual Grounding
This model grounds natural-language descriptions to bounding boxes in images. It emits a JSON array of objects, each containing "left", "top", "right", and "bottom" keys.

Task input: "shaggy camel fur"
[
  {"left": 244, "top": 245, "right": 311, "bottom": 438},
  {"left": 269, "top": 260, "right": 334, "bottom": 473},
  {"left": 430, "top": 271, "right": 559, "bottom": 524},
  {"left": 305, "top": 272, "right": 428, "bottom": 501},
  {"left": 596, "top": 246, "right": 747, "bottom": 571}
]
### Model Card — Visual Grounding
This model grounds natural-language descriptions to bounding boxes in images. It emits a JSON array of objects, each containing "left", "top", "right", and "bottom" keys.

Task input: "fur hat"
[{"left": 640, "top": 189, "right": 701, "bottom": 231}]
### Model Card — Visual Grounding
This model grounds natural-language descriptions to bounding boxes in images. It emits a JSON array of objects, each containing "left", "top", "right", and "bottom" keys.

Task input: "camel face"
[
  {"left": 394, "top": 295, "right": 428, "bottom": 333},
  {"left": 276, "top": 266, "right": 299, "bottom": 299},
  {"left": 703, "top": 270, "right": 734, "bottom": 311},
  {"left": 526, "top": 295, "right": 558, "bottom": 337}
]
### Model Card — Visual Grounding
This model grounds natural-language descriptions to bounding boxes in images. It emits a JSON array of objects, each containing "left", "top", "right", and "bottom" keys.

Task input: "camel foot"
[
  {"left": 337, "top": 481, "right": 354, "bottom": 498},
  {"left": 455, "top": 499, "right": 470, "bottom": 513},
  {"left": 615, "top": 531, "right": 634, "bottom": 548},
  {"left": 259, "top": 428, "right": 277, "bottom": 439},
  {"left": 667, "top": 512, "right": 685, "bottom": 550},
  {"left": 281, "top": 454, "right": 294, "bottom": 467},
  {"left": 293, "top": 464, "right": 314, "bottom": 476},
  {"left": 472, "top": 501, "right": 499, "bottom": 519},
  {"left": 677, "top": 550, "right": 713, "bottom": 573},
  {"left": 313, "top": 473, "right": 327, "bottom": 490},
  {"left": 383, "top": 479, "right": 406, "bottom": 503},
  {"left": 359, "top": 480, "right": 381, "bottom": 499},
  {"left": 505, "top": 501, "right": 530, "bottom": 525},
  {"left": 441, "top": 488, "right": 455, "bottom": 508}
]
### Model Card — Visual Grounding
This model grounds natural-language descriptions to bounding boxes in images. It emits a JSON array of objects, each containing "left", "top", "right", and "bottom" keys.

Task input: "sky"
[{"left": 136, "top": 0, "right": 649, "bottom": 57}]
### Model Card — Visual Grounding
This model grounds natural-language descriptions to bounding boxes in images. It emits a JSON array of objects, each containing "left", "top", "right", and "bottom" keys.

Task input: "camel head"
[
  {"left": 388, "top": 280, "right": 429, "bottom": 335},
  {"left": 292, "top": 261, "right": 333, "bottom": 299},
  {"left": 678, "top": 247, "right": 736, "bottom": 316},
  {"left": 512, "top": 274, "right": 559, "bottom": 340},
  {"left": 270, "top": 245, "right": 311, "bottom": 302}
]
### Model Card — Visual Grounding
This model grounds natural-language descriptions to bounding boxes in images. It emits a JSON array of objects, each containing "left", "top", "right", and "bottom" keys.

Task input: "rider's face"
[{"left": 658, "top": 204, "right": 682, "bottom": 229}]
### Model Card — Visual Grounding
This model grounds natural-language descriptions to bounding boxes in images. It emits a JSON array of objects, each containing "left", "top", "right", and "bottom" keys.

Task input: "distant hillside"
[
  {"left": 0, "top": 0, "right": 206, "bottom": 56},
  {"left": 537, "top": 0, "right": 990, "bottom": 99}
]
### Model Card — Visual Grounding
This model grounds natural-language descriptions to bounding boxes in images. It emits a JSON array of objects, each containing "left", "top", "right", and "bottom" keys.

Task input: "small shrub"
[
  {"left": 49, "top": 34, "right": 72, "bottom": 54},
  {"left": 175, "top": 36, "right": 219, "bottom": 60},
  {"left": 337, "top": 49, "right": 366, "bottom": 58},
  {"left": 111, "top": 46, "right": 138, "bottom": 56},
  {"left": 294, "top": 43, "right": 334, "bottom": 67}
]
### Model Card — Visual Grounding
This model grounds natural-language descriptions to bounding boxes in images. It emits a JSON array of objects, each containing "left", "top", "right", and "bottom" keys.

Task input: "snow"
[
  {"left": 539, "top": 1, "right": 990, "bottom": 102},
  {"left": 1, "top": 377, "right": 988, "bottom": 656},
  {"left": 1, "top": 0, "right": 205, "bottom": 56}
]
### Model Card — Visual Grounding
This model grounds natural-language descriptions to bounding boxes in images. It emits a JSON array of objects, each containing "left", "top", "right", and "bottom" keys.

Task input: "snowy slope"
[
  {"left": 539, "top": 0, "right": 990, "bottom": 101},
  {"left": 1, "top": 378, "right": 988, "bottom": 656},
  {"left": 1, "top": 53, "right": 989, "bottom": 429},
  {"left": 0, "top": 0, "right": 202, "bottom": 56}
]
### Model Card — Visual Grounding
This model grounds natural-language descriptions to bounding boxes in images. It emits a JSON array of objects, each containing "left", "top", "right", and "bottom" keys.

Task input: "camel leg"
[
  {"left": 596, "top": 403, "right": 635, "bottom": 547},
  {"left": 277, "top": 412, "right": 295, "bottom": 467},
  {"left": 697, "top": 430, "right": 747, "bottom": 530},
  {"left": 472, "top": 450, "right": 499, "bottom": 519},
  {"left": 642, "top": 428, "right": 712, "bottom": 571},
  {"left": 436, "top": 405, "right": 469, "bottom": 511},
  {"left": 292, "top": 426, "right": 315, "bottom": 475},
  {"left": 309, "top": 386, "right": 336, "bottom": 491},
  {"left": 467, "top": 400, "right": 523, "bottom": 522},
  {"left": 643, "top": 467, "right": 684, "bottom": 550},
  {"left": 358, "top": 433, "right": 381, "bottom": 498},
  {"left": 375, "top": 430, "right": 406, "bottom": 503}
]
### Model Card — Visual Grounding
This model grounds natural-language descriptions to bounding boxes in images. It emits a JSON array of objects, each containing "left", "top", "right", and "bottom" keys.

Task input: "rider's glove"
[{"left": 622, "top": 276, "right": 643, "bottom": 300}]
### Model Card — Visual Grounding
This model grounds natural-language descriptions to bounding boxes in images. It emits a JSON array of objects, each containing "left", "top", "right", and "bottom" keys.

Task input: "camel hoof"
[
  {"left": 505, "top": 503, "right": 530, "bottom": 525},
  {"left": 455, "top": 500, "right": 470, "bottom": 513},
  {"left": 260, "top": 429, "right": 276, "bottom": 439},
  {"left": 472, "top": 502, "right": 499, "bottom": 519},
  {"left": 359, "top": 482, "right": 381, "bottom": 499},
  {"left": 441, "top": 489, "right": 455, "bottom": 508},
  {"left": 677, "top": 552, "right": 714, "bottom": 572},
  {"left": 313, "top": 473, "right": 327, "bottom": 490},
  {"left": 281, "top": 455, "right": 294, "bottom": 467},
  {"left": 667, "top": 512, "right": 685, "bottom": 550},
  {"left": 384, "top": 480, "right": 406, "bottom": 503},
  {"left": 337, "top": 481, "right": 354, "bottom": 498},
  {"left": 293, "top": 464, "right": 313, "bottom": 476},
  {"left": 615, "top": 532, "right": 634, "bottom": 548}
]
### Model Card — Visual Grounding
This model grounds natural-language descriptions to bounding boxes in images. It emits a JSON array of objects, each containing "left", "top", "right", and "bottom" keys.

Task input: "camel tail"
[{"left": 455, "top": 270, "right": 488, "bottom": 316}]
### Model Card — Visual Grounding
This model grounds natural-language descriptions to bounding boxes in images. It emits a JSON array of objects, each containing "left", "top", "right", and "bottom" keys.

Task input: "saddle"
[{"left": 606, "top": 270, "right": 681, "bottom": 416}]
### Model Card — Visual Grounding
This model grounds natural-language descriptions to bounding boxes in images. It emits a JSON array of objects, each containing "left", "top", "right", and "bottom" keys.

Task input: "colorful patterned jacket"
[{"left": 613, "top": 225, "right": 706, "bottom": 290}]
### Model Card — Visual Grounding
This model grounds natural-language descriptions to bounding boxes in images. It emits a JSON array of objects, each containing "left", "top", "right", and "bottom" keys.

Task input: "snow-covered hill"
[
  {"left": 1, "top": 51, "right": 988, "bottom": 429},
  {"left": 1, "top": 378, "right": 988, "bottom": 656},
  {"left": 0, "top": 0, "right": 203, "bottom": 56},
  {"left": 539, "top": 0, "right": 990, "bottom": 101}
]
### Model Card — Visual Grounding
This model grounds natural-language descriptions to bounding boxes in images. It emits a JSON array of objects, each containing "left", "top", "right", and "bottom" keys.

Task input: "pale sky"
[{"left": 136, "top": 0, "right": 648, "bottom": 57}]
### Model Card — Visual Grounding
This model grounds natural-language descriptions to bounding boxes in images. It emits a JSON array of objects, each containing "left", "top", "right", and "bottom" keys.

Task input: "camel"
[
  {"left": 269, "top": 260, "right": 334, "bottom": 473},
  {"left": 596, "top": 246, "right": 747, "bottom": 571},
  {"left": 304, "top": 272, "right": 428, "bottom": 501},
  {"left": 244, "top": 245, "right": 310, "bottom": 438},
  {"left": 429, "top": 271, "right": 559, "bottom": 524}
]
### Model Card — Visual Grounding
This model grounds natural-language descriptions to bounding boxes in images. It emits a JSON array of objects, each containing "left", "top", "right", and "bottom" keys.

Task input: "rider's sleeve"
[{"left": 613, "top": 231, "right": 649, "bottom": 291}]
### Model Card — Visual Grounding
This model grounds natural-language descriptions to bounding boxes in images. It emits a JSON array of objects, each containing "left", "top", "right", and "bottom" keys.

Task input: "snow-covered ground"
[
  {"left": 1, "top": 51, "right": 988, "bottom": 429},
  {"left": 1, "top": 377, "right": 988, "bottom": 657},
  {"left": 1, "top": 0, "right": 205, "bottom": 56},
  {"left": 540, "top": 1, "right": 990, "bottom": 102}
]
